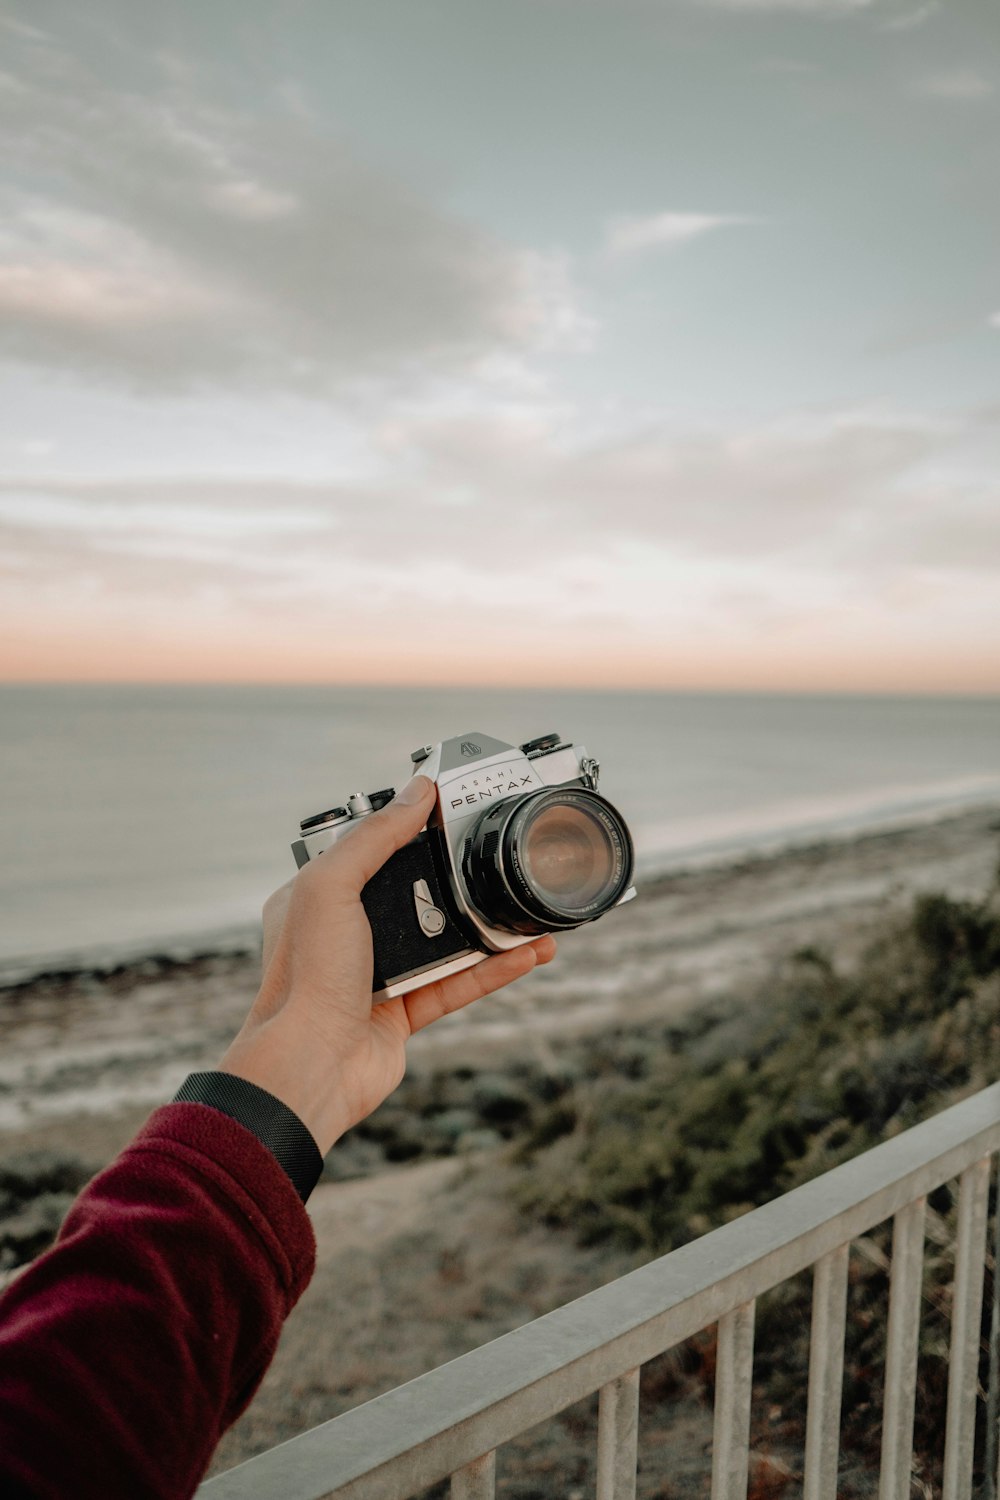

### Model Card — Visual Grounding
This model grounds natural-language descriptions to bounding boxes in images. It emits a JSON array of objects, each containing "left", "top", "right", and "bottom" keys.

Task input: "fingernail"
[{"left": 395, "top": 774, "right": 434, "bottom": 806}]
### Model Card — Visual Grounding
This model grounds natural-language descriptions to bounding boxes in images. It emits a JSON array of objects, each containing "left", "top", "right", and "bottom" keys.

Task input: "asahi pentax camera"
[{"left": 292, "top": 731, "right": 636, "bottom": 1002}]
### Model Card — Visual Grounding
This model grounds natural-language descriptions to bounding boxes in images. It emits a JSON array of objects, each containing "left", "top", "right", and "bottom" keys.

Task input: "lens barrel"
[{"left": 462, "top": 787, "right": 634, "bottom": 935}]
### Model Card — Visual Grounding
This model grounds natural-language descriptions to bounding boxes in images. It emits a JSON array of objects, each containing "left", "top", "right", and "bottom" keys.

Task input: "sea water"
[{"left": 1, "top": 684, "right": 998, "bottom": 977}]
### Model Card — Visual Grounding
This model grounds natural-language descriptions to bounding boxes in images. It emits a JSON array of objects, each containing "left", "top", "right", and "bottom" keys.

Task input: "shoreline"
[
  {"left": 4, "top": 792, "right": 999, "bottom": 994},
  {"left": 0, "top": 800, "right": 997, "bottom": 1152}
]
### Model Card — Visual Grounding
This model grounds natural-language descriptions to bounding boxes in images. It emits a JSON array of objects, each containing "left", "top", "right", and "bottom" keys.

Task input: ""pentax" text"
[{"left": 451, "top": 775, "right": 533, "bottom": 809}]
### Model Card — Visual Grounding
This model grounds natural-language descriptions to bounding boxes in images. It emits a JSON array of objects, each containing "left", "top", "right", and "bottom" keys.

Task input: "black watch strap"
[{"left": 173, "top": 1072, "right": 324, "bottom": 1203}]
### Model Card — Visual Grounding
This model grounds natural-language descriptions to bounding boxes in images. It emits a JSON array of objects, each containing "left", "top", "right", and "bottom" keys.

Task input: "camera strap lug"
[{"left": 580, "top": 755, "right": 600, "bottom": 791}]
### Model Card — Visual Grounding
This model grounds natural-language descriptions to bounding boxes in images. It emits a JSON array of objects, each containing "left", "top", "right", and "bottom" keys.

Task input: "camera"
[{"left": 291, "top": 731, "right": 636, "bottom": 1002}]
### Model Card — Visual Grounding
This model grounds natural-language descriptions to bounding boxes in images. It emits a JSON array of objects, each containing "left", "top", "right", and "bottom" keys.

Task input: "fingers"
[
  {"left": 402, "top": 935, "right": 557, "bottom": 1035},
  {"left": 319, "top": 775, "right": 437, "bottom": 893}
]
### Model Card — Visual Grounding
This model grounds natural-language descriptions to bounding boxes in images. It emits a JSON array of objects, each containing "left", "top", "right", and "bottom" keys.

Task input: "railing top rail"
[{"left": 201, "top": 1081, "right": 1000, "bottom": 1500}]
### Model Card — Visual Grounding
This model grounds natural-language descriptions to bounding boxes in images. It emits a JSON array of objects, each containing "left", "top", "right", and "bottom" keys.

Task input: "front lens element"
[{"left": 521, "top": 802, "right": 616, "bottom": 912}]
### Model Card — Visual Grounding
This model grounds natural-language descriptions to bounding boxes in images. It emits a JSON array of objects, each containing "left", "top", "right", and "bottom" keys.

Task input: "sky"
[{"left": 1, "top": 0, "right": 998, "bottom": 693}]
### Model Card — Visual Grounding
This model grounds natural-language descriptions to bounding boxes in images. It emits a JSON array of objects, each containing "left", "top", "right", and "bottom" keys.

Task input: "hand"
[{"left": 218, "top": 776, "right": 557, "bottom": 1154}]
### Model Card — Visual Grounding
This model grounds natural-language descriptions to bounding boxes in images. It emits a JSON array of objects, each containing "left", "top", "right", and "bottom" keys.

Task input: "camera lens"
[{"left": 463, "top": 788, "right": 633, "bottom": 935}]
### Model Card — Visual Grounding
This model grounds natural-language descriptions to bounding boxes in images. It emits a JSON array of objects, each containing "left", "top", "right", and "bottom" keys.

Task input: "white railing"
[{"left": 200, "top": 1081, "right": 1000, "bottom": 1500}]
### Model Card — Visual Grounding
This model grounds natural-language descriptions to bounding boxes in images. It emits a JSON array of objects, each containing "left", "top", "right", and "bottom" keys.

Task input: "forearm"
[{"left": 0, "top": 1104, "right": 315, "bottom": 1500}]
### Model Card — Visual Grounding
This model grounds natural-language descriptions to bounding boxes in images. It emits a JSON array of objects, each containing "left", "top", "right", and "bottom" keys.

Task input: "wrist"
[{"left": 218, "top": 1014, "right": 356, "bottom": 1156}]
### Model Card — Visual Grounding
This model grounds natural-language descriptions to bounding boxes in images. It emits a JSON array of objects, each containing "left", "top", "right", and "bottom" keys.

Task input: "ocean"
[{"left": 1, "top": 684, "right": 998, "bottom": 979}]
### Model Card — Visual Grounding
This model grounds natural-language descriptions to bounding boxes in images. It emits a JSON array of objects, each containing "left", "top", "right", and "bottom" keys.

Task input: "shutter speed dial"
[{"left": 520, "top": 732, "right": 564, "bottom": 758}]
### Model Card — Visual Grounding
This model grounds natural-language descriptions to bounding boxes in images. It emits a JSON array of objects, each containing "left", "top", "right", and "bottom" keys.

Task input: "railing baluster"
[
  {"left": 451, "top": 1449, "right": 496, "bottom": 1500},
  {"left": 803, "top": 1243, "right": 849, "bottom": 1500},
  {"left": 879, "top": 1196, "right": 927, "bottom": 1500},
  {"left": 711, "top": 1300, "right": 756, "bottom": 1500},
  {"left": 597, "top": 1366, "right": 640, "bottom": 1500},
  {"left": 942, "top": 1156, "right": 992, "bottom": 1500},
  {"left": 986, "top": 1156, "right": 1000, "bottom": 1500}
]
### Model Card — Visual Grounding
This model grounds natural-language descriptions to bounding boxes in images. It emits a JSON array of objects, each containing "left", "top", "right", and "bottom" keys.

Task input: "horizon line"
[{"left": 2, "top": 678, "right": 999, "bottom": 701}]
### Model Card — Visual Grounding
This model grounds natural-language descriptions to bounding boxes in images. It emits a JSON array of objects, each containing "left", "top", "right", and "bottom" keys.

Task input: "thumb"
[{"left": 324, "top": 775, "right": 437, "bottom": 892}]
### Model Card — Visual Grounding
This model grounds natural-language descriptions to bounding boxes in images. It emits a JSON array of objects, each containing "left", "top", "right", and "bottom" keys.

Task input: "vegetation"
[
  {"left": 505, "top": 876, "right": 1000, "bottom": 1494},
  {"left": 510, "top": 886, "right": 1000, "bottom": 1247},
  {"left": 0, "top": 1150, "right": 94, "bottom": 1270}
]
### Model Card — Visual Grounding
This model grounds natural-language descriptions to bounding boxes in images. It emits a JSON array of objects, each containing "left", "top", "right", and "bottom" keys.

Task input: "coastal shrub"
[
  {"left": 469, "top": 1073, "right": 532, "bottom": 1127},
  {"left": 340, "top": 1038, "right": 700, "bottom": 1172},
  {"left": 0, "top": 1192, "right": 77, "bottom": 1269},
  {"left": 0, "top": 1149, "right": 94, "bottom": 1269},
  {"left": 0, "top": 1149, "right": 92, "bottom": 1206},
  {"left": 913, "top": 892, "right": 1000, "bottom": 983},
  {"left": 512, "top": 882, "right": 1000, "bottom": 1248}
]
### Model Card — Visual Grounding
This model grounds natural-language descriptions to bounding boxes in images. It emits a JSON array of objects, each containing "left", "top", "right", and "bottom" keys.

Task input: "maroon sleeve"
[{"left": 0, "top": 1102, "right": 317, "bottom": 1499}]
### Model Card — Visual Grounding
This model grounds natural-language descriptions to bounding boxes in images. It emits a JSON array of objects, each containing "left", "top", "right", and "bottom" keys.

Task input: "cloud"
[
  {"left": 501, "top": 251, "right": 599, "bottom": 353},
  {"left": 3, "top": 406, "right": 995, "bottom": 589},
  {"left": 988, "top": 313, "right": 1000, "bottom": 331},
  {"left": 753, "top": 57, "right": 821, "bottom": 75},
  {"left": 879, "top": 2, "right": 940, "bottom": 32},
  {"left": 0, "top": 489, "right": 336, "bottom": 542},
  {"left": 912, "top": 70, "right": 994, "bottom": 101},
  {"left": 603, "top": 212, "right": 758, "bottom": 261},
  {"left": 0, "top": 258, "right": 216, "bottom": 329},
  {"left": 2, "top": 401, "right": 997, "bottom": 689},
  {"left": 0, "top": 22, "right": 591, "bottom": 392},
  {"left": 692, "top": 0, "right": 872, "bottom": 12}
]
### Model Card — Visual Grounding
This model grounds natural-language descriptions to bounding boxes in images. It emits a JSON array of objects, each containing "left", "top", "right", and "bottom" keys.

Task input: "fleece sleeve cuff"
[{"left": 132, "top": 1101, "right": 317, "bottom": 1301}]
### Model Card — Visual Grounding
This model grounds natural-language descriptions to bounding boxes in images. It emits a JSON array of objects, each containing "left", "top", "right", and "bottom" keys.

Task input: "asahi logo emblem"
[{"left": 460, "top": 741, "right": 482, "bottom": 757}]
